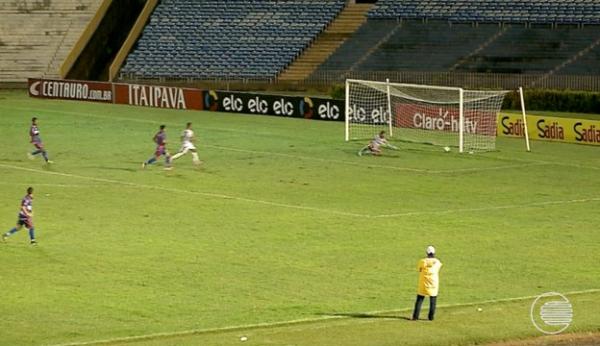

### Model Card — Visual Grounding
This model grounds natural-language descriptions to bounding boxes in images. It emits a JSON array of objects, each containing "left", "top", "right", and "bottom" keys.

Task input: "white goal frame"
[{"left": 345, "top": 79, "right": 530, "bottom": 153}]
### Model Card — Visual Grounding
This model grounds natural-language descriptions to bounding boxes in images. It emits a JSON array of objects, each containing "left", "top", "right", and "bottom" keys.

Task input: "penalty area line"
[
  {"left": 373, "top": 197, "right": 600, "bottom": 218},
  {"left": 0, "top": 163, "right": 366, "bottom": 218},
  {"left": 47, "top": 288, "right": 600, "bottom": 346}
]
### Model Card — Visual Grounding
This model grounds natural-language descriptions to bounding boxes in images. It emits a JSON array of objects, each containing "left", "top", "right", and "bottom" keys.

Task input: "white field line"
[
  {"left": 433, "top": 162, "right": 549, "bottom": 174},
  {"left": 1, "top": 163, "right": 598, "bottom": 219},
  {"left": 0, "top": 163, "right": 366, "bottom": 218},
  {"left": 0, "top": 105, "right": 278, "bottom": 137},
  {"left": 47, "top": 288, "right": 600, "bottom": 346},
  {"left": 0, "top": 104, "right": 585, "bottom": 175},
  {"left": 0, "top": 182, "right": 98, "bottom": 188},
  {"left": 373, "top": 197, "right": 600, "bottom": 218}
]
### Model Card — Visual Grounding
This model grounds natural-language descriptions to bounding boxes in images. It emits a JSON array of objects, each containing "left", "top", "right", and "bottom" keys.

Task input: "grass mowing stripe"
[
  {"left": 205, "top": 145, "right": 428, "bottom": 173},
  {"left": 0, "top": 105, "right": 557, "bottom": 175},
  {"left": 1, "top": 163, "right": 597, "bottom": 220},
  {"left": 46, "top": 288, "right": 600, "bottom": 346},
  {"left": 373, "top": 197, "right": 600, "bottom": 218},
  {"left": 207, "top": 145, "right": 552, "bottom": 174},
  {"left": 0, "top": 105, "right": 600, "bottom": 174},
  {"left": 0, "top": 182, "right": 104, "bottom": 188},
  {"left": 0, "top": 105, "right": 279, "bottom": 137},
  {"left": 0, "top": 163, "right": 367, "bottom": 218}
]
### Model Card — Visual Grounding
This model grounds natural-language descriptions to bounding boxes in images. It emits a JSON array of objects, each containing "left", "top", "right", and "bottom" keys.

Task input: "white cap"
[{"left": 426, "top": 245, "right": 436, "bottom": 255}]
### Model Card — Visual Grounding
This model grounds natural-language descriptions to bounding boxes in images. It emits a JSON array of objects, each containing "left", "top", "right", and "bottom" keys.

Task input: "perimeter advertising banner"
[
  {"left": 202, "top": 90, "right": 344, "bottom": 121},
  {"left": 113, "top": 83, "right": 203, "bottom": 110},
  {"left": 28, "top": 78, "right": 112, "bottom": 103},
  {"left": 25, "top": 78, "right": 600, "bottom": 146},
  {"left": 395, "top": 104, "right": 497, "bottom": 136},
  {"left": 498, "top": 113, "right": 600, "bottom": 145}
]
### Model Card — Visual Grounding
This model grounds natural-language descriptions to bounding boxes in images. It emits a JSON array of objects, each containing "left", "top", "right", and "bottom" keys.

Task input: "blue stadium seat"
[
  {"left": 121, "top": 0, "right": 346, "bottom": 80},
  {"left": 367, "top": 0, "right": 600, "bottom": 24}
]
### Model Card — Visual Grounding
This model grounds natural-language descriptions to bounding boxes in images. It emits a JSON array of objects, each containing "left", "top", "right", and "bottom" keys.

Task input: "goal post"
[
  {"left": 385, "top": 78, "right": 393, "bottom": 137},
  {"left": 345, "top": 79, "right": 516, "bottom": 152},
  {"left": 518, "top": 86, "right": 532, "bottom": 152}
]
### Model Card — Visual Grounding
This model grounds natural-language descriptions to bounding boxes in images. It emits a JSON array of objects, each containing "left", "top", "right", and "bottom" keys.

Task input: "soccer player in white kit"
[
  {"left": 170, "top": 122, "right": 201, "bottom": 165},
  {"left": 358, "top": 131, "right": 398, "bottom": 156}
]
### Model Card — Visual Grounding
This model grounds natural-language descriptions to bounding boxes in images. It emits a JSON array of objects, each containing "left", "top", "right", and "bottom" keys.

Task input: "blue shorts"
[{"left": 17, "top": 218, "right": 33, "bottom": 229}]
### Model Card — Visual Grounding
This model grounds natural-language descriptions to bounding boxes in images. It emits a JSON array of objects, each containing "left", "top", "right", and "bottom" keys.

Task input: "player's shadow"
[
  {"left": 319, "top": 312, "right": 410, "bottom": 320},
  {"left": 341, "top": 149, "right": 401, "bottom": 158},
  {"left": 84, "top": 165, "right": 138, "bottom": 172}
]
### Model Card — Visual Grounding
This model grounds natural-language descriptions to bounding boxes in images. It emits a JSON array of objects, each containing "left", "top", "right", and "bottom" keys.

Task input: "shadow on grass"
[
  {"left": 319, "top": 312, "right": 412, "bottom": 320},
  {"left": 84, "top": 165, "right": 138, "bottom": 172}
]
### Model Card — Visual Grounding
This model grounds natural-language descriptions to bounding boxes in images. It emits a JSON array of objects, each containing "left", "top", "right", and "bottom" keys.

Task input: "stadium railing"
[{"left": 119, "top": 71, "right": 600, "bottom": 93}]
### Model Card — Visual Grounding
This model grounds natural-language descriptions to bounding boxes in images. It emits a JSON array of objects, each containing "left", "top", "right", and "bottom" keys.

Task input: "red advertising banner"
[
  {"left": 394, "top": 104, "right": 496, "bottom": 136},
  {"left": 113, "top": 83, "right": 203, "bottom": 110},
  {"left": 28, "top": 78, "right": 113, "bottom": 103}
]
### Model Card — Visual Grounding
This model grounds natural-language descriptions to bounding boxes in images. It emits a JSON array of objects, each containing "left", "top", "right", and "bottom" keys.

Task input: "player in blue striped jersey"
[
  {"left": 3, "top": 187, "right": 37, "bottom": 245},
  {"left": 142, "top": 125, "right": 172, "bottom": 169},
  {"left": 27, "top": 117, "right": 52, "bottom": 164}
]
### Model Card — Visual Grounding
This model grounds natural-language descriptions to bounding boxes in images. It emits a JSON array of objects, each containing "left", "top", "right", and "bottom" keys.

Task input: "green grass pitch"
[{"left": 0, "top": 90, "right": 599, "bottom": 345}]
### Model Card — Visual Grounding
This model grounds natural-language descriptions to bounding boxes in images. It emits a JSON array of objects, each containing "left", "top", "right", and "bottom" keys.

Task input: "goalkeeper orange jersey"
[{"left": 417, "top": 257, "right": 443, "bottom": 297}]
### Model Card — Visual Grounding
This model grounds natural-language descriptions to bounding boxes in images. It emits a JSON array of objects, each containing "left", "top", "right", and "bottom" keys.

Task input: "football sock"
[
  {"left": 28, "top": 228, "right": 35, "bottom": 241},
  {"left": 32, "top": 149, "right": 42, "bottom": 155},
  {"left": 171, "top": 152, "right": 184, "bottom": 161},
  {"left": 5, "top": 227, "right": 18, "bottom": 237},
  {"left": 146, "top": 157, "right": 157, "bottom": 165},
  {"left": 191, "top": 152, "right": 200, "bottom": 162},
  {"left": 42, "top": 151, "right": 49, "bottom": 161}
]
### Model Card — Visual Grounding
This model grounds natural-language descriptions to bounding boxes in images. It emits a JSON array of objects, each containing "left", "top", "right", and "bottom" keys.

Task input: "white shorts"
[{"left": 178, "top": 142, "right": 196, "bottom": 154}]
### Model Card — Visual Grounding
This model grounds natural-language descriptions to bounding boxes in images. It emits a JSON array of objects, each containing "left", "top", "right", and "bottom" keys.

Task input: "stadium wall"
[{"left": 27, "top": 77, "right": 600, "bottom": 146}]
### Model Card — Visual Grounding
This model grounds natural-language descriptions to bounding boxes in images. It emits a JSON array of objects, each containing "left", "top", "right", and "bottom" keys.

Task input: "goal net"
[{"left": 345, "top": 79, "right": 510, "bottom": 152}]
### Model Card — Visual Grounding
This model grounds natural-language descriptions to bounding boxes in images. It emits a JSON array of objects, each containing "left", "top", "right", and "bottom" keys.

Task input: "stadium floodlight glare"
[{"left": 345, "top": 79, "right": 527, "bottom": 153}]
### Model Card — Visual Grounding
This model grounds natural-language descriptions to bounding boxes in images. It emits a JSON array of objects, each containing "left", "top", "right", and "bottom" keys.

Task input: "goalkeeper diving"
[{"left": 358, "top": 131, "right": 398, "bottom": 156}]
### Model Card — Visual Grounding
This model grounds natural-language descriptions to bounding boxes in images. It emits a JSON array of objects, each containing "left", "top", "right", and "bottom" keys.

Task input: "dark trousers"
[{"left": 412, "top": 294, "right": 437, "bottom": 320}]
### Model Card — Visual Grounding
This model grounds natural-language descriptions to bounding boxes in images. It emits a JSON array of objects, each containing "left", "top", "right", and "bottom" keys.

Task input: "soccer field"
[{"left": 0, "top": 90, "right": 599, "bottom": 346}]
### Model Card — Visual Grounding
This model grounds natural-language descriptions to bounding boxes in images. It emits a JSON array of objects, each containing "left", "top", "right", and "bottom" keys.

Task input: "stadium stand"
[
  {"left": 557, "top": 39, "right": 600, "bottom": 75},
  {"left": 0, "top": 0, "right": 101, "bottom": 82},
  {"left": 318, "top": 21, "right": 502, "bottom": 73},
  {"left": 278, "top": 2, "right": 372, "bottom": 82},
  {"left": 456, "top": 26, "right": 600, "bottom": 74},
  {"left": 119, "top": 0, "right": 346, "bottom": 80},
  {"left": 368, "top": 0, "right": 600, "bottom": 24},
  {"left": 312, "top": 0, "right": 600, "bottom": 80}
]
